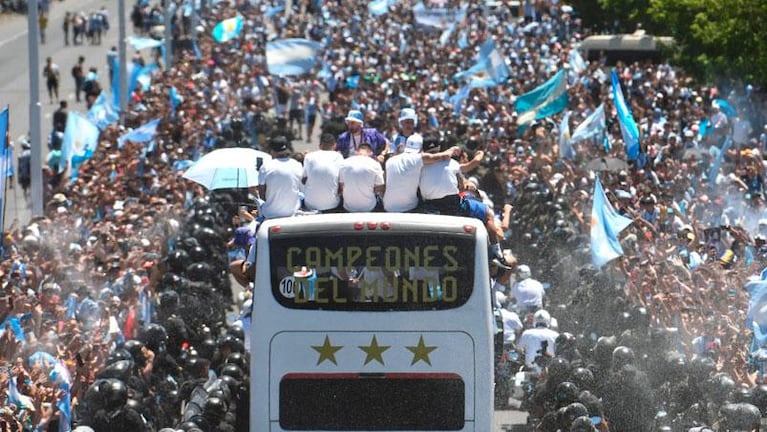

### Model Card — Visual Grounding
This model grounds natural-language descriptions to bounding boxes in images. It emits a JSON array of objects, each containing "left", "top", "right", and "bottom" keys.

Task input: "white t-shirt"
[
  {"left": 510, "top": 278, "right": 545, "bottom": 309},
  {"left": 383, "top": 153, "right": 423, "bottom": 212},
  {"left": 500, "top": 309, "right": 523, "bottom": 344},
  {"left": 339, "top": 155, "right": 384, "bottom": 212},
  {"left": 517, "top": 327, "right": 559, "bottom": 367},
  {"left": 419, "top": 159, "right": 460, "bottom": 200},
  {"left": 258, "top": 157, "right": 304, "bottom": 219},
  {"left": 303, "top": 150, "right": 343, "bottom": 211}
]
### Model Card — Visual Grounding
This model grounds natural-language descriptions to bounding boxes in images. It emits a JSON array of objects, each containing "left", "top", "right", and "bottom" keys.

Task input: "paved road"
[{"left": 0, "top": 1, "right": 128, "bottom": 229}]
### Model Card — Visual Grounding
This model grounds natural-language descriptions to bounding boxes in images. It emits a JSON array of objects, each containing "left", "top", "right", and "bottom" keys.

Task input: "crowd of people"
[{"left": 2, "top": 0, "right": 767, "bottom": 430}]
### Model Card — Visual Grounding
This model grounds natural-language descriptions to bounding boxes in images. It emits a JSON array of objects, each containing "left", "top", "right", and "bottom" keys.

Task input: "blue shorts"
[{"left": 459, "top": 197, "right": 487, "bottom": 221}]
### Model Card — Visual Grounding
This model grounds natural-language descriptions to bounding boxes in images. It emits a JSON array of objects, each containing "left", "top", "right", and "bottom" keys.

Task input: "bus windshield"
[{"left": 269, "top": 231, "right": 476, "bottom": 311}]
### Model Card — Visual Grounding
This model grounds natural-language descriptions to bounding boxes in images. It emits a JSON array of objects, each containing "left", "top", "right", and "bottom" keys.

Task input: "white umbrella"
[{"left": 182, "top": 148, "right": 272, "bottom": 190}]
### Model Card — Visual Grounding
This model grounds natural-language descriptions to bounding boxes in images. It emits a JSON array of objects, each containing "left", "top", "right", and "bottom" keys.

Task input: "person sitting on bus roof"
[
  {"left": 383, "top": 133, "right": 461, "bottom": 213},
  {"left": 419, "top": 134, "right": 512, "bottom": 267},
  {"left": 302, "top": 133, "right": 344, "bottom": 213},
  {"left": 257, "top": 136, "right": 304, "bottom": 220},
  {"left": 338, "top": 142, "right": 385, "bottom": 212}
]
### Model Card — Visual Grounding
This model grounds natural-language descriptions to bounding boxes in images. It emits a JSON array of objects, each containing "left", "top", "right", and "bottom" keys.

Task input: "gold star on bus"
[
  {"left": 358, "top": 335, "right": 390, "bottom": 366},
  {"left": 312, "top": 335, "right": 343, "bottom": 366},
  {"left": 406, "top": 335, "right": 437, "bottom": 366}
]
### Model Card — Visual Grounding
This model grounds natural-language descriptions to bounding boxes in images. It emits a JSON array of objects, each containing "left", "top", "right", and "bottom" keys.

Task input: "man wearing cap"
[
  {"left": 383, "top": 133, "right": 460, "bottom": 212},
  {"left": 390, "top": 108, "right": 418, "bottom": 154},
  {"left": 257, "top": 136, "right": 303, "bottom": 220},
  {"left": 335, "top": 110, "right": 389, "bottom": 160},
  {"left": 338, "top": 143, "right": 385, "bottom": 212},
  {"left": 302, "top": 133, "right": 344, "bottom": 212}
]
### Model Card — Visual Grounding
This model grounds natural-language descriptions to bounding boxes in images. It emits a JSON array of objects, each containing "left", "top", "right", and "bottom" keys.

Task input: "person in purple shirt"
[{"left": 335, "top": 110, "right": 389, "bottom": 160}]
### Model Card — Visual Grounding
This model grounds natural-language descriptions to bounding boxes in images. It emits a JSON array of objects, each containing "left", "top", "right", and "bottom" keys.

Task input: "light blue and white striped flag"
[
  {"left": 558, "top": 112, "right": 573, "bottom": 160},
  {"left": 515, "top": 69, "right": 569, "bottom": 126},
  {"left": 212, "top": 16, "right": 244, "bottom": 43},
  {"left": 118, "top": 118, "right": 161, "bottom": 149},
  {"left": 60, "top": 112, "right": 99, "bottom": 176},
  {"left": 591, "top": 177, "right": 633, "bottom": 268},
  {"left": 127, "top": 36, "right": 164, "bottom": 50},
  {"left": 266, "top": 39, "right": 322, "bottom": 76},
  {"left": 453, "top": 39, "right": 510, "bottom": 88},
  {"left": 570, "top": 103, "right": 606, "bottom": 144},
  {"left": 611, "top": 69, "right": 640, "bottom": 160},
  {"left": 87, "top": 92, "right": 119, "bottom": 130}
]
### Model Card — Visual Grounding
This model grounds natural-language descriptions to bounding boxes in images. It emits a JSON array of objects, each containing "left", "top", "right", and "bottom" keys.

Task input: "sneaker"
[{"left": 491, "top": 256, "right": 514, "bottom": 271}]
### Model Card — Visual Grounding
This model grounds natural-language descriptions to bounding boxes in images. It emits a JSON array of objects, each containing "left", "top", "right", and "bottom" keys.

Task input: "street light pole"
[
  {"left": 164, "top": 3, "right": 174, "bottom": 67},
  {"left": 27, "top": 0, "right": 43, "bottom": 216},
  {"left": 118, "top": 0, "right": 128, "bottom": 123}
]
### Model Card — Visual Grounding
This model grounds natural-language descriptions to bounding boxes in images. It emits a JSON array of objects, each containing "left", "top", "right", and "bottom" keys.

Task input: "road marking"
[{"left": 0, "top": 31, "right": 27, "bottom": 49}]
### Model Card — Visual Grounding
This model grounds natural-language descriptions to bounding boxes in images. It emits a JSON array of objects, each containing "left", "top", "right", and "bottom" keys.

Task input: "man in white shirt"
[
  {"left": 418, "top": 134, "right": 463, "bottom": 215},
  {"left": 383, "top": 133, "right": 460, "bottom": 212},
  {"left": 517, "top": 309, "right": 559, "bottom": 368},
  {"left": 509, "top": 264, "right": 546, "bottom": 314},
  {"left": 303, "top": 133, "right": 343, "bottom": 212},
  {"left": 339, "top": 143, "right": 385, "bottom": 212},
  {"left": 258, "top": 136, "right": 304, "bottom": 219},
  {"left": 500, "top": 302, "right": 523, "bottom": 346}
]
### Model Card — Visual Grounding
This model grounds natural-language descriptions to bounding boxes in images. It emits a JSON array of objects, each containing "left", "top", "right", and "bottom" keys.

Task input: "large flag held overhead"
[
  {"left": 87, "top": 92, "right": 119, "bottom": 130},
  {"left": 266, "top": 39, "right": 322, "bottom": 76},
  {"left": 127, "top": 36, "right": 164, "bottom": 50},
  {"left": 515, "top": 69, "right": 569, "bottom": 126},
  {"left": 591, "top": 177, "right": 633, "bottom": 268},
  {"left": 118, "top": 118, "right": 161, "bottom": 149},
  {"left": 453, "top": 39, "right": 510, "bottom": 88},
  {"left": 449, "top": 84, "right": 470, "bottom": 116},
  {"left": 611, "top": 69, "right": 640, "bottom": 160},
  {"left": 212, "top": 16, "right": 244, "bottom": 43},
  {"left": 0, "top": 107, "right": 8, "bottom": 232},
  {"left": 60, "top": 112, "right": 100, "bottom": 176},
  {"left": 368, "top": 0, "right": 395, "bottom": 16},
  {"left": 412, "top": 2, "right": 467, "bottom": 29},
  {"left": 570, "top": 103, "right": 606, "bottom": 144},
  {"left": 713, "top": 98, "right": 737, "bottom": 118},
  {"left": 7, "top": 373, "right": 35, "bottom": 411}
]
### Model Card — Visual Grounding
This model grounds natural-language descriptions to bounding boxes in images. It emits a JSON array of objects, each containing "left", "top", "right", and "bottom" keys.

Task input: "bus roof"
[
  {"left": 580, "top": 31, "right": 674, "bottom": 53},
  {"left": 259, "top": 212, "right": 485, "bottom": 236}
]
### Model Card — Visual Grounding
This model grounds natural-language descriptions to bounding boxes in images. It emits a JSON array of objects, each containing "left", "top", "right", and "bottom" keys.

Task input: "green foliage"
[{"left": 574, "top": 0, "right": 767, "bottom": 86}]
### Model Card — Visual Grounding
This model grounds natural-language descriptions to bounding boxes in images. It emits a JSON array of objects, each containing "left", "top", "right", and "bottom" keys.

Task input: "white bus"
[{"left": 250, "top": 213, "right": 494, "bottom": 431}]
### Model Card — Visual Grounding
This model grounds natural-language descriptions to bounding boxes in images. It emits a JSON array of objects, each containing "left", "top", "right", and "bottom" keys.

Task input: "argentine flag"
[
  {"left": 570, "top": 103, "right": 606, "bottom": 144},
  {"left": 212, "top": 16, "right": 244, "bottom": 43},
  {"left": 60, "top": 112, "right": 100, "bottom": 176},
  {"left": 118, "top": 118, "right": 161, "bottom": 149},
  {"left": 266, "top": 39, "right": 322, "bottom": 76},
  {"left": 515, "top": 69, "right": 569, "bottom": 126},
  {"left": 611, "top": 69, "right": 640, "bottom": 160},
  {"left": 591, "top": 178, "right": 633, "bottom": 268}
]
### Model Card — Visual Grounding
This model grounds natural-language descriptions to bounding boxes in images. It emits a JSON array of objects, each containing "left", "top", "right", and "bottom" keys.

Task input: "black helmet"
[
  {"left": 547, "top": 357, "right": 572, "bottom": 386},
  {"left": 187, "top": 246, "right": 207, "bottom": 263},
  {"left": 227, "top": 325, "right": 245, "bottom": 341},
  {"left": 97, "top": 359, "right": 134, "bottom": 381},
  {"left": 186, "top": 262, "right": 213, "bottom": 282},
  {"left": 121, "top": 339, "right": 146, "bottom": 364},
  {"left": 178, "top": 420, "right": 201, "bottom": 431},
  {"left": 165, "top": 250, "right": 189, "bottom": 273},
  {"left": 556, "top": 382, "right": 580, "bottom": 406},
  {"left": 225, "top": 352, "right": 248, "bottom": 371},
  {"left": 101, "top": 378, "right": 128, "bottom": 411},
  {"left": 185, "top": 356, "right": 211, "bottom": 378},
  {"left": 219, "top": 335, "right": 245, "bottom": 354},
  {"left": 220, "top": 363, "right": 244, "bottom": 382},
  {"left": 203, "top": 396, "right": 228, "bottom": 421},
  {"left": 556, "top": 332, "right": 576, "bottom": 351},
  {"left": 751, "top": 384, "right": 767, "bottom": 414},
  {"left": 563, "top": 402, "right": 589, "bottom": 426},
  {"left": 194, "top": 227, "right": 220, "bottom": 246},
  {"left": 141, "top": 323, "right": 168, "bottom": 353},
  {"left": 105, "top": 349, "right": 133, "bottom": 366},
  {"left": 569, "top": 368, "right": 594, "bottom": 392},
  {"left": 159, "top": 290, "right": 180, "bottom": 310},
  {"left": 688, "top": 356, "right": 716, "bottom": 379},
  {"left": 611, "top": 346, "right": 635, "bottom": 370},
  {"left": 569, "top": 416, "right": 596, "bottom": 432},
  {"left": 219, "top": 375, "right": 240, "bottom": 394},
  {"left": 593, "top": 336, "right": 616, "bottom": 367},
  {"left": 197, "top": 338, "right": 218, "bottom": 361},
  {"left": 732, "top": 386, "right": 753, "bottom": 404}
]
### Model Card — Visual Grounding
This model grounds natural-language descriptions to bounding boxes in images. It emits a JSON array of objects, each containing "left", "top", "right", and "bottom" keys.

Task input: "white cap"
[
  {"left": 534, "top": 309, "right": 551, "bottom": 327},
  {"left": 398, "top": 108, "right": 418, "bottom": 126},
  {"left": 403, "top": 133, "right": 423, "bottom": 153}
]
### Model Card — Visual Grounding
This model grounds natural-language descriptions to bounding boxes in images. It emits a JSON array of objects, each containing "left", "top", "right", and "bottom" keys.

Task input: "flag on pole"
[
  {"left": 60, "top": 112, "right": 100, "bottom": 176},
  {"left": 7, "top": 373, "right": 35, "bottom": 411},
  {"left": 568, "top": 48, "right": 587, "bottom": 75},
  {"left": 611, "top": 69, "right": 640, "bottom": 160},
  {"left": 713, "top": 98, "right": 737, "bottom": 118},
  {"left": 515, "top": 69, "right": 569, "bottom": 126},
  {"left": 591, "top": 178, "right": 633, "bottom": 268},
  {"left": 570, "top": 103, "right": 606, "bottom": 144},
  {"left": 449, "top": 85, "right": 470, "bottom": 117},
  {"left": 212, "top": 16, "right": 244, "bottom": 43},
  {"left": 453, "top": 39, "right": 511, "bottom": 88},
  {"left": 0, "top": 107, "right": 8, "bottom": 233},
  {"left": 118, "top": 118, "right": 161, "bottom": 149},
  {"left": 558, "top": 112, "right": 573, "bottom": 160},
  {"left": 87, "top": 92, "right": 119, "bottom": 130}
]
